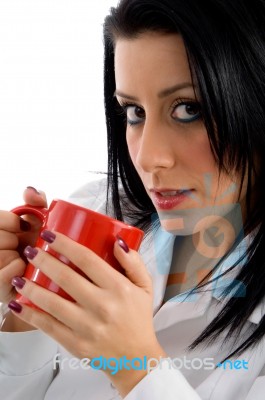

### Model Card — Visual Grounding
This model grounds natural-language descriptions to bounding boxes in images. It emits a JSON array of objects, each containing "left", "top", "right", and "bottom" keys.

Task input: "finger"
[
  {"left": 0, "top": 211, "right": 30, "bottom": 233},
  {"left": 9, "top": 301, "right": 75, "bottom": 347},
  {"left": 23, "top": 186, "right": 47, "bottom": 207},
  {"left": 114, "top": 239, "right": 152, "bottom": 292},
  {"left": 13, "top": 278, "right": 86, "bottom": 329},
  {"left": 9, "top": 301, "right": 92, "bottom": 359},
  {"left": 0, "top": 257, "right": 26, "bottom": 302},
  {"left": 0, "top": 250, "right": 23, "bottom": 271},
  {"left": 0, "top": 230, "right": 19, "bottom": 250},
  {"left": 39, "top": 231, "right": 127, "bottom": 289},
  {"left": 21, "top": 187, "right": 47, "bottom": 228},
  {"left": 23, "top": 246, "right": 102, "bottom": 306}
]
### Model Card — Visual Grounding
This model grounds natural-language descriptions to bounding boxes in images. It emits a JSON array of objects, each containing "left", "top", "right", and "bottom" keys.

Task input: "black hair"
[{"left": 103, "top": 0, "right": 265, "bottom": 359}]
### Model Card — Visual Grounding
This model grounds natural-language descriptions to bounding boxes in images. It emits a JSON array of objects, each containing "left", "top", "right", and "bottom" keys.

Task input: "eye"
[
  {"left": 123, "top": 104, "right": 145, "bottom": 126},
  {"left": 171, "top": 101, "right": 201, "bottom": 123}
]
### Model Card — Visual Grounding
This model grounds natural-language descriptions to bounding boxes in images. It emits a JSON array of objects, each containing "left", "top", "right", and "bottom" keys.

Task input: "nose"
[{"left": 135, "top": 118, "right": 175, "bottom": 173}]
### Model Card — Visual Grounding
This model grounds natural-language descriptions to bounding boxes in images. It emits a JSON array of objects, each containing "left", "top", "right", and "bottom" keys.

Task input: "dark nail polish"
[
  {"left": 40, "top": 230, "right": 56, "bottom": 243},
  {"left": 12, "top": 276, "right": 26, "bottom": 290},
  {"left": 117, "top": 236, "right": 129, "bottom": 253},
  {"left": 8, "top": 300, "right": 22, "bottom": 313},
  {"left": 26, "top": 186, "right": 40, "bottom": 195},
  {"left": 20, "top": 218, "right": 31, "bottom": 232},
  {"left": 24, "top": 246, "right": 38, "bottom": 260}
]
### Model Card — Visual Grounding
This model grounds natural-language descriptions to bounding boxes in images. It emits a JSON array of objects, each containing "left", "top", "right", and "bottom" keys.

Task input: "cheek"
[{"left": 190, "top": 136, "right": 217, "bottom": 171}]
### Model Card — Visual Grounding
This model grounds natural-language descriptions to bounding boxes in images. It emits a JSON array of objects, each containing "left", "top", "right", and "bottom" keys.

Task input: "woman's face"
[{"left": 114, "top": 33, "right": 247, "bottom": 236}]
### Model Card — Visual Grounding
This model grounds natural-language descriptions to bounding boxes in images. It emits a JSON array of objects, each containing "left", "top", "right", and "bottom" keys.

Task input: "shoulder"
[
  {"left": 68, "top": 176, "right": 110, "bottom": 215},
  {"left": 68, "top": 175, "right": 131, "bottom": 220}
]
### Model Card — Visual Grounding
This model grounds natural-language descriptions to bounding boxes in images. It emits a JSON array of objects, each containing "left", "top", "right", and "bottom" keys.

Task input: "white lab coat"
[{"left": 0, "top": 178, "right": 264, "bottom": 400}]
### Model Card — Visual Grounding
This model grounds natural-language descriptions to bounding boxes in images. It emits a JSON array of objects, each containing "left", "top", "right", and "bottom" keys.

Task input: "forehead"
[{"left": 114, "top": 32, "right": 192, "bottom": 92}]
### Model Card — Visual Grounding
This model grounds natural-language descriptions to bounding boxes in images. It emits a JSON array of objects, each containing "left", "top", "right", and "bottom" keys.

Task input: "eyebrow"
[{"left": 115, "top": 82, "right": 194, "bottom": 101}]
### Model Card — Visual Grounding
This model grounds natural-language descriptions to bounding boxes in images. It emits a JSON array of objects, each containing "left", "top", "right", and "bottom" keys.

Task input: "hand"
[
  {"left": 0, "top": 187, "right": 47, "bottom": 332},
  {"left": 10, "top": 231, "right": 166, "bottom": 395},
  {"left": 0, "top": 187, "right": 47, "bottom": 304}
]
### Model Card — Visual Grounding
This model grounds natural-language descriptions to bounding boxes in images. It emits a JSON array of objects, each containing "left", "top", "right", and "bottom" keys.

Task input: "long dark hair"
[{"left": 103, "top": 0, "right": 265, "bottom": 358}]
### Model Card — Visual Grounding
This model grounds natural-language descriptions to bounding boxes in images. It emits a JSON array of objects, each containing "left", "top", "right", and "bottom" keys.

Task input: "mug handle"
[{"left": 11, "top": 204, "right": 48, "bottom": 225}]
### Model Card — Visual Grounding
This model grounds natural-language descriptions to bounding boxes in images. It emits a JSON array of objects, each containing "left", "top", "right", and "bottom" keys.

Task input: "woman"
[{"left": 1, "top": 0, "right": 265, "bottom": 398}]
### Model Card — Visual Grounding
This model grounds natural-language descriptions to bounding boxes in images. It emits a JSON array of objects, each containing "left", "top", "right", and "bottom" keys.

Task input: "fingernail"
[
  {"left": 8, "top": 300, "right": 22, "bottom": 313},
  {"left": 24, "top": 246, "right": 38, "bottom": 260},
  {"left": 12, "top": 276, "right": 26, "bottom": 290},
  {"left": 20, "top": 218, "right": 31, "bottom": 232},
  {"left": 116, "top": 236, "right": 129, "bottom": 253},
  {"left": 26, "top": 186, "right": 41, "bottom": 195},
  {"left": 40, "top": 230, "right": 56, "bottom": 243}
]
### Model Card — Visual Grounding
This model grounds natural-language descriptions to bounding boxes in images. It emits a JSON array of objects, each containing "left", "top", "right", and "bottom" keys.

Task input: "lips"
[
  {"left": 150, "top": 189, "right": 193, "bottom": 210},
  {"left": 158, "top": 190, "right": 186, "bottom": 197}
]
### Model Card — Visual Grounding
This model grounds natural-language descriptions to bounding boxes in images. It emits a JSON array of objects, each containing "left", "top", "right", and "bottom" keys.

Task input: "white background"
[{"left": 0, "top": 0, "right": 118, "bottom": 209}]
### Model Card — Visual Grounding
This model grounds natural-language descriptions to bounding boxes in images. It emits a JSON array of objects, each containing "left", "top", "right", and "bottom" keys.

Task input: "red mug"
[{"left": 12, "top": 199, "right": 144, "bottom": 307}]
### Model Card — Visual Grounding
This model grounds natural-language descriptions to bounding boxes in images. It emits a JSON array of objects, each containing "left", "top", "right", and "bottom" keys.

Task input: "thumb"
[
  {"left": 23, "top": 186, "right": 48, "bottom": 208},
  {"left": 114, "top": 237, "right": 152, "bottom": 293},
  {"left": 21, "top": 186, "right": 48, "bottom": 231}
]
